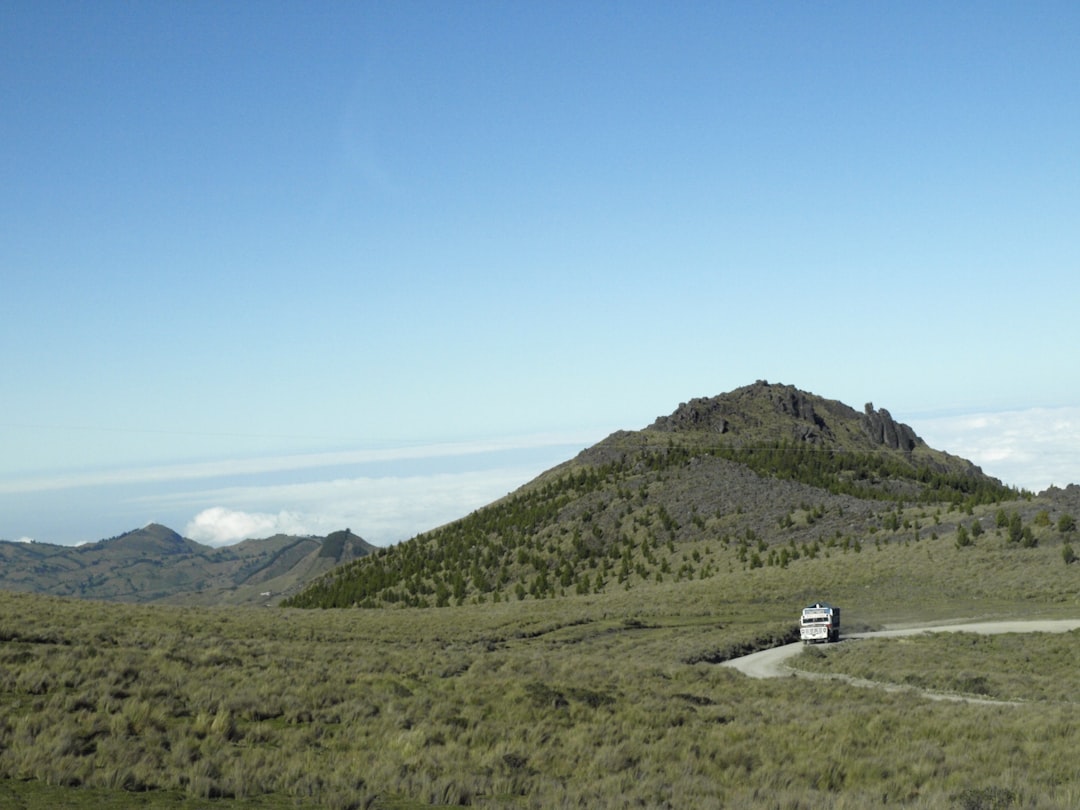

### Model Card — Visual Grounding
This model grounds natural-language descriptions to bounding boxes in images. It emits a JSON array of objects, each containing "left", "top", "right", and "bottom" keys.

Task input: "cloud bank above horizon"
[{"left": 914, "top": 405, "right": 1080, "bottom": 493}]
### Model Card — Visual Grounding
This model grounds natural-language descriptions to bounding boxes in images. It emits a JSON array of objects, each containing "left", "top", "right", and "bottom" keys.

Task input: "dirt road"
[{"left": 721, "top": 619, "right": 1080, "bottom": 692}]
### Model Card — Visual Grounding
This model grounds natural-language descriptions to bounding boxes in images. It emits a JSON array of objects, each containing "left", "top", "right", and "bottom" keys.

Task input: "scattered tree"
[
  {"left": 995, "top": 508, "right": 1010, "bottom": 529},
  {"left": 955, "top": 525, "right": 972, "bottom": 549},
  {"left": 1007, "top": 512, "right": 1024, "bottom": 544}
]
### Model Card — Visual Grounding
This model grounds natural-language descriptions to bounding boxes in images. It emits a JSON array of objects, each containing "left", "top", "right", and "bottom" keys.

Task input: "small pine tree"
[
  {"left": 1021, "top": 527, "right": 1038, "bottom": 548},
  {"left": 995, "top": 508, "right": 1009, "bottom": 529},
  {"left": 1007, "top": 512, "right": 1024, "bottom": 544},
  {"left": 955, "top": 525, "right": 972, "bottom": 549}
]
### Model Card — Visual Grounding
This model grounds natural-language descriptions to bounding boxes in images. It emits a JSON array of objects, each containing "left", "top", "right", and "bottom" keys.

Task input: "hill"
[
  {"left": 286, "top": 381, "right": 1069, "bottom": 609},
  {"left": 0, "top": 525, "right": 375, "bottom": 606}
]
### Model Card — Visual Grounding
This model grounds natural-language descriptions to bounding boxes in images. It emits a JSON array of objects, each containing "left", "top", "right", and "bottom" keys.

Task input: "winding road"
[{"left": 721, "top": 619, "right": 1080, "bottom": 701}]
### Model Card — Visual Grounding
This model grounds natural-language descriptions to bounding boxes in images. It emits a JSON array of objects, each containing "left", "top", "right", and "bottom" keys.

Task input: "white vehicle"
[{"left": 800, "top": 602, "right": 840, "bottom": 643}]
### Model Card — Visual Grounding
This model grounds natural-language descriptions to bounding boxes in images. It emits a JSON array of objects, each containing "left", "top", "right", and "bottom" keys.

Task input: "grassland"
[
  {"left": 795, "top": 630, "right": 1080, "bottom": 703},
  {"left": 2, "top": 519, "right": 1079, "bottom": 809}
]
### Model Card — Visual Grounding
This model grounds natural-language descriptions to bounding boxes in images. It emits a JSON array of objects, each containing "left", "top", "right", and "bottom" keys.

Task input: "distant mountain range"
[{"left": 0, "top": 524, "right": 375, "bottom": 606}]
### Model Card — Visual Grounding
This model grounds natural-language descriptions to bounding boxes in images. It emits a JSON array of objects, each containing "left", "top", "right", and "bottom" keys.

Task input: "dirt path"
[{"left": 720, "top": 619, "right": 1080, "bottom": 702}]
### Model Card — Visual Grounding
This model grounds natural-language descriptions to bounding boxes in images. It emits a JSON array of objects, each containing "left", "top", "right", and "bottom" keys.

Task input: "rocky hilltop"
[
  {"left": 655, "top": 382, "right": 924, "bottom": 454},
  {"left": 578, "top": 381, "right": 986, "bottom": 484}
]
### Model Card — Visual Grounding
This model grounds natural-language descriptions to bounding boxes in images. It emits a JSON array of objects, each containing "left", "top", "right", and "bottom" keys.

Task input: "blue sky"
[{"left": 3, "top": 2, "right": 1078, "bottom": 546}]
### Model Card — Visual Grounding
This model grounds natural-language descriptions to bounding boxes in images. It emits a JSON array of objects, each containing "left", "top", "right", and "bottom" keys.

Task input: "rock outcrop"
[
  {"left": 653, "top": 396, "right": 731, "bottom": 434},
  {"left": 763, "top": 383, "right": 832, "bottom": 443},
  {"left": 860, "top": 402, "right": 919, "bottom": 452}
]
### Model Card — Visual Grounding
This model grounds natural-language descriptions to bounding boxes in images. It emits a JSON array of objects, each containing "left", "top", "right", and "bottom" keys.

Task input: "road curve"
[{"left": 721, "top": 619, "right": 1080, "bottom": 684}]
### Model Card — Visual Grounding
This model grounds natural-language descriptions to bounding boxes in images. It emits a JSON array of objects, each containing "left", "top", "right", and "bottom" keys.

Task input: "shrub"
[
  {"left": 951, "top": 785, "right": 1017, "bottom": 810},
  {"left": 955, "top": 525, "right": 972, "bottom": 549},
  {"left": 1020, "top": 527, "right": 1038, "bottom": 548},
  {"left": 1007, "top": 512, "right": 1024, "bottom": 544}
]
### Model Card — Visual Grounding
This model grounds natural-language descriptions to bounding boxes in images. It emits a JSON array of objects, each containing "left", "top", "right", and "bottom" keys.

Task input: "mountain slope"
[
  {"left": 0, "top": 525, "right": 376, "bottom": 606},
  {"left": 286, "top": 381, "right": 1030, "bottom": 610}
]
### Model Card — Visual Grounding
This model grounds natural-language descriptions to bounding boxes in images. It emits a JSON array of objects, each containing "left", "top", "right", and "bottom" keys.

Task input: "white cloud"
[
  {"left": 913, "top": 406, "right": 1080, "bottom": 492},
  {"left": 185, "top": 507, "right": 313, "bottom": 546}
]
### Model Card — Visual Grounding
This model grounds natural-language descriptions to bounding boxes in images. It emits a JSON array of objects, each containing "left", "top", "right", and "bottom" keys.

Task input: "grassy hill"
[
  {"left": 0, "top": 525, "right": 376, "bottom": 606},
  {"left": 285, "top": 382, "right": 1035, "bottom": 610}
]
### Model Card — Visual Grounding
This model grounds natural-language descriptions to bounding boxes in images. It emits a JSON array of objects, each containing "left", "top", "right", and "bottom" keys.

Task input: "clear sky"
[{"left": 3, "top": 2, "right": 1079, "bottom": 546}]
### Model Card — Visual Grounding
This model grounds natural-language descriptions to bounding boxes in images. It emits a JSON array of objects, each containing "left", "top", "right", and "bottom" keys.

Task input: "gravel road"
[{"left": 721, "top": 619, "right": 1080, "bottom": 690}]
